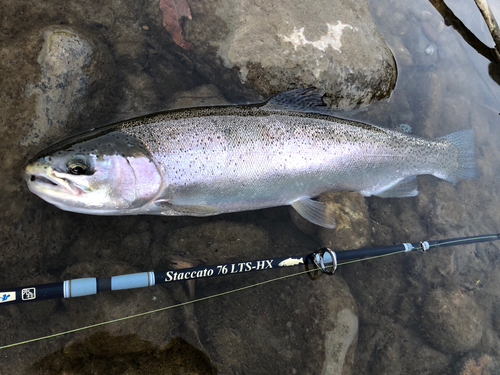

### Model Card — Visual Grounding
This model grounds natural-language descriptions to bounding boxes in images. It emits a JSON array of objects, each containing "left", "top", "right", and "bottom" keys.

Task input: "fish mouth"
[
  {"left": 26, "top": 171, "right": 82, "bottom": 196},
  {"left": 29, "top": 174, "right": 57, "bottom": 186}
]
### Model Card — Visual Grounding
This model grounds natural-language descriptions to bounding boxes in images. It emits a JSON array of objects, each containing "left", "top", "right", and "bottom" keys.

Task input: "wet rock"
[
  {"left": 421, "top": 17, "right": 445, "bottom": 43},
  {"left": 354, "top": 317, "right": 450, "bottom": 374},
  {"left": 198, "top": 271, "right": 358, "bottom": 375},
  {"left": 32, "top": 333, "right": 217, "bottom": 375},
  {"left": 416, "top": 179, "right": 467, "bottom": 233},
  {"left": 190, "top": 0, "right": 396, "bottom": 109},
  {"left": 22, "top": 28, "right": 93, "bottom": 147},
  {"left": 408, "top": 71, "right": 442, "bottom": 137},
  {"left": 405, "top": 27, "right": 438, "bottom": 68},
  {"left": 421, "top": 287, "right": 483, "bottom": 353},
  {"left": 439, "top": 95, "right": 472, "bottom": 134},
  {"left": 169, "top": 84, "right": 229, "bottom": 108},
  {"left": 492, "top": 297, "right": 500, "bottom": 333},
  {"left": 452, "top": 353, "right": 500, "bottom": 375},
  {"left": 318, "top": 192, "right": 371, "bottom": 251},
  {"left": 385, "top": 34, "right": 414, "bottom": 68},
  {"left": 339, "top": 253, "right": 410, "bottom": 326},
  {"left": 166, "top": 221, "right": 273, "bottom": 262}
]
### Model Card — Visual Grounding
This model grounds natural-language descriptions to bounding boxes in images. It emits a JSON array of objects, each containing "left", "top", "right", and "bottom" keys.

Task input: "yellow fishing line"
[
  {"left": 0, "top": 267, "right": 316, "bottom": 350},
  {"left": 3, "top": 236, "right": 493, "bottom": 350}
]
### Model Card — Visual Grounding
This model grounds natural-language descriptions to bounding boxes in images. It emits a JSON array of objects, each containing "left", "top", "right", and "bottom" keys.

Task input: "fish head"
[{"left": 25, "top": 131, "right": 163, "bottom": 215}]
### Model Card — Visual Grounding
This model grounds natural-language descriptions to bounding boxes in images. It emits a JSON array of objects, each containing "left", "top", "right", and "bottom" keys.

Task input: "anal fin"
[
  {"left": 374, "top": 176, "right": 418, "bottom": 198},
  {"left": 291, "top": 197, "right": 336, "bottom": 229}
]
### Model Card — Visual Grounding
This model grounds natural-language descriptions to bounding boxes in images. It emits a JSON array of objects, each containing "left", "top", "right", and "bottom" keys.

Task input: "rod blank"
[{"left": 1, "top": 234, "right": 498, "bottom": 305}]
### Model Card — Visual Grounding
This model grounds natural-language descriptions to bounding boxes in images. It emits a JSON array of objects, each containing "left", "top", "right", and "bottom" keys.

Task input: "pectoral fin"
[{"left": 291, "top": 197, "right": 336, "bottom": 229}]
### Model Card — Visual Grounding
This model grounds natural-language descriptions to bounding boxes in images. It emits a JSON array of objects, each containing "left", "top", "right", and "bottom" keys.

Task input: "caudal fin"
[{"left": 440, "top": 129, "right": 479, "bottom": 183}]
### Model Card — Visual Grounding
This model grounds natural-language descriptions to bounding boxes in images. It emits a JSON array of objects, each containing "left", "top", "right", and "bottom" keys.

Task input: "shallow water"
[{"left": 1, "top": 0, "right": 500, "bottom": 373}]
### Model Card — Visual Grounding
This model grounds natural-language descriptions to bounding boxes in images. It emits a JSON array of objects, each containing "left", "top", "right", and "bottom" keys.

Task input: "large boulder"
[{"left": 187, "top": 0, "right": 397, "bottom": 108}]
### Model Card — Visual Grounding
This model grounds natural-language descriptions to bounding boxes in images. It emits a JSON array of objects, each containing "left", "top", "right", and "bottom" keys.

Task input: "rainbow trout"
[{"left": 25, "top": 89, "right": 477, "bottom": 228}]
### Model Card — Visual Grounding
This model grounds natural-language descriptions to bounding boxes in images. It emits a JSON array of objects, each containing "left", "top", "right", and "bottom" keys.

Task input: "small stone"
[
  {"left": 453, "top": 353, "right": 500, "bottom": 375},
  {"left": 318, "top": 191, "right": 371, "bottom": 251},
  {"left": 421, "top": 288, "right": 483, "bottom": 353},
  {"left": 142, "top": 25, "right": 149, "bottom": 31},
  {"left": 405, "top": 27, "right": 438, "bottom": 68}
]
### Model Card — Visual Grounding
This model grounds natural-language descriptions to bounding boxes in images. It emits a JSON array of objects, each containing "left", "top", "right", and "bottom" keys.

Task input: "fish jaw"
[
  {"left": 26, "top": 164, "right": 83, "bottom": 200},
  {"left": 24, "top": 162, "right": 108, "bottom": 214}
]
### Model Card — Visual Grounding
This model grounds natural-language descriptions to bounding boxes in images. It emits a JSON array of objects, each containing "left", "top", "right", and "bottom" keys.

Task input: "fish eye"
[{"left": 67, "top": 158, "right": 90, "bottom": 175}]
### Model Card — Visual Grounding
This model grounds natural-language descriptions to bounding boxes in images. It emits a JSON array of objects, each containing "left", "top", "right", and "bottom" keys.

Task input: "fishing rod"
[{"left": 1, "top": 233, "right": 498, "bottom": 305}]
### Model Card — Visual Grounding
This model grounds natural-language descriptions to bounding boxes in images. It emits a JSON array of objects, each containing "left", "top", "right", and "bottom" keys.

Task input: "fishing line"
[
  {"left": 1, "top": 233, "right": 498, "bottom": 349},
  {"left": 0, "top": 266, "right": 320, "bottom": 350},
  {"left": 0, "top": 250, "right": 404, "bottom": 350}
]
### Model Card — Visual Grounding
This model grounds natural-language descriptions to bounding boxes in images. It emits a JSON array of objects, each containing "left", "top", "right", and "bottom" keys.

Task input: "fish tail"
[{"left": 438, "top": 129, "right": 479, "bottom": 183}]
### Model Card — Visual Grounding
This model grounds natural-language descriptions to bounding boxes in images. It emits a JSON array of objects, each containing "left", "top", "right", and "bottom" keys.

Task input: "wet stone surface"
[
  {"left": 420, "top": 287, "right": 483, "bottom": 353},
  {"left": 33, "top": 333, "right": 217, "bottom": 375},
  {"left": 22, "top": 29, "right": 93, "bottom": 147},
  {"left": 318, "top": 192, "right": 372, "bottom": 252},
  {"left": 194, "top": 0, "right": 397, "bottom": 108}
]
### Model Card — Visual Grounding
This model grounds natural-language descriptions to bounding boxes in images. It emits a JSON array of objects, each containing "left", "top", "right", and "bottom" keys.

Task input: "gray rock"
[
  {"left": 189, "top": 0, "right": 396, "bottom": 108},
  {"left": 421, "top": 287, "right": 483, "bottom": 353},
  {"left": 353, "top": 317, "right": 450, "bottom": 374},
  {"left": 22, "top": 28, "right": 93, "bottom": 146},
  {"left": 452, "top": 353, "right": 500, "bottom": 375}
]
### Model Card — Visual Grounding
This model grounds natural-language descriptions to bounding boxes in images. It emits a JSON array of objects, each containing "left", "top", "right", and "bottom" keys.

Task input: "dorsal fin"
[{"left": 265, "top": 88, "right": 329, "bottom": 113}]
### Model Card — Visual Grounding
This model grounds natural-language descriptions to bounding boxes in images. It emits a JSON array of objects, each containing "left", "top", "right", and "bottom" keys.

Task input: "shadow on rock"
[{"left": 31, "top": 332, "right": 217, "bottom": 375}]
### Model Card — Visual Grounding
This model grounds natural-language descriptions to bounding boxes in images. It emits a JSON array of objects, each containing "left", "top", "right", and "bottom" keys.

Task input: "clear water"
[{"left": 1, "top": 0, "right": 500, "bottom": 373}]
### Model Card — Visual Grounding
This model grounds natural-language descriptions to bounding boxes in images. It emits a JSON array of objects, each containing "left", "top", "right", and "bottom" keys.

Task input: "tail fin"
[{"left": 439, "top": 129, "right": 479, "bottom": 183}]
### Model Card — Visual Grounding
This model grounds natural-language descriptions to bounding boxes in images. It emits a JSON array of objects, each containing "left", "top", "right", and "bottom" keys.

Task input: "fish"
[{"left": 24, "top": 88, "right": 478, "bottom": 228}]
